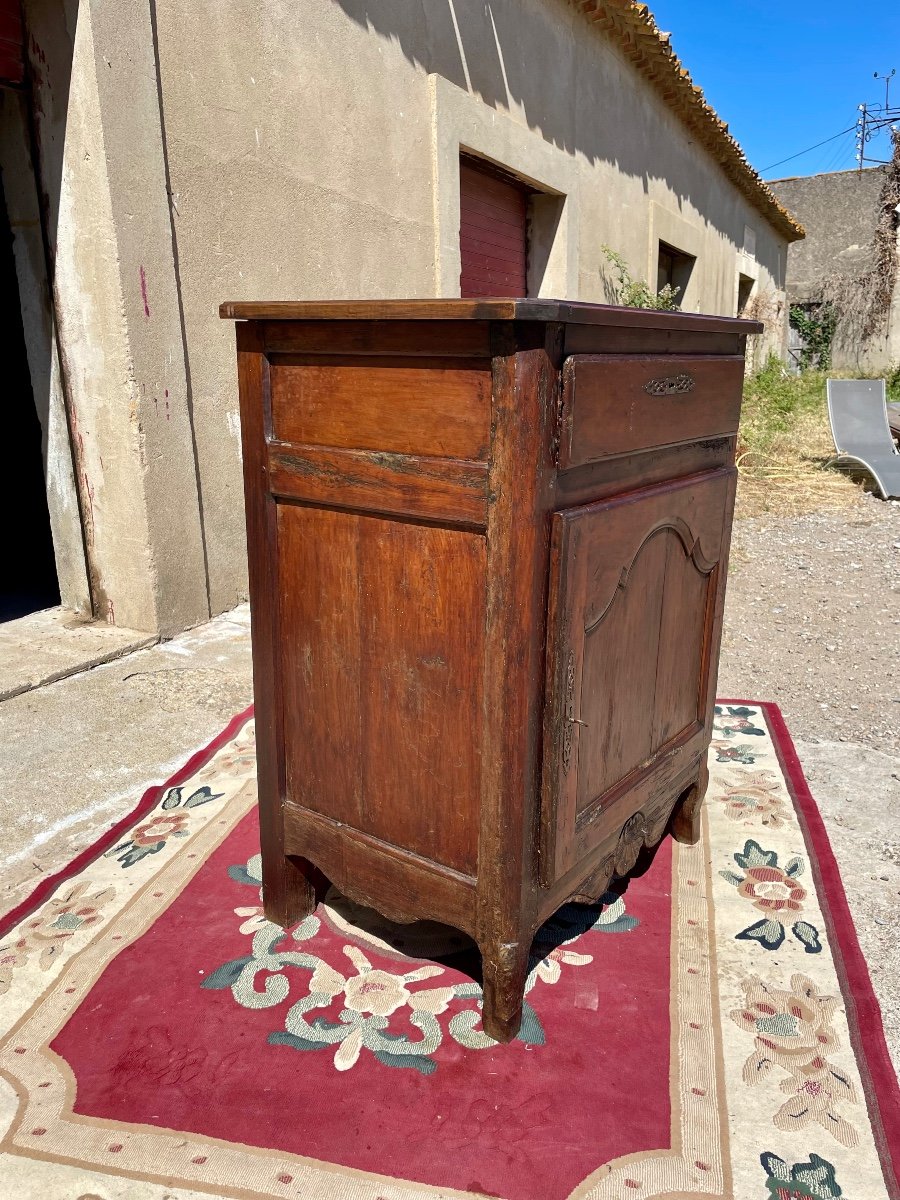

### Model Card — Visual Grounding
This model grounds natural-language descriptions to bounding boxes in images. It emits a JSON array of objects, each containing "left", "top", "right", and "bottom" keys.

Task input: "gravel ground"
[
  {"left": 720, "top": 492, "right": 900, "bottom": 753},
  {"left": 718, "top": 488, "right": 900, "bottom": 1079}
]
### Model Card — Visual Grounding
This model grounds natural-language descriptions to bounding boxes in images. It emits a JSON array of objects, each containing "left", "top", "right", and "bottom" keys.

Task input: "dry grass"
[{"left": 734, "top": 360, "right": 869, "bottom": 518}]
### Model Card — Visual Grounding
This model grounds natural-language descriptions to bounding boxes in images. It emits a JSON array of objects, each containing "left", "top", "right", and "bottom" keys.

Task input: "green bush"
[
  {"left": 601, "top": 246, "right": 680, "bottom": 311},
  {"left": 788, "top": 304, "right": 837, "bottom": 371}
]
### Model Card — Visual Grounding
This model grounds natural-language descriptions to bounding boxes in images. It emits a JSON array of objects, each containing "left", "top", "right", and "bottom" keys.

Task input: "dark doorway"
[
  {"left": 0, "top": 173, "right": 60, "bottom": 621},
  {"left": 459, "top": 155, "right": 530, "bottom": 298}
]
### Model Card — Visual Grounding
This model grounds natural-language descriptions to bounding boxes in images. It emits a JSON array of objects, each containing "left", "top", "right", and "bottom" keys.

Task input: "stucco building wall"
[
  {"left": 13, "top": 0, "right": 795, "bottom": 633},
  {"left": 771, "top": 167, "right": 900, "bottom": 373}
]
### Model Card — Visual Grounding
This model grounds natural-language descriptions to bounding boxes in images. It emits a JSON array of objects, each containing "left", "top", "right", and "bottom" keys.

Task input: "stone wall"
[{"left": 771, "top": 167, "right": 900, "bottom": 373}]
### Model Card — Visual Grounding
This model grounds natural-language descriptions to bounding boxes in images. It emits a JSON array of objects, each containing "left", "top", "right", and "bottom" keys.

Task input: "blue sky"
[{"left": 647, "top": 0, "right": 900, "bottom": 180}]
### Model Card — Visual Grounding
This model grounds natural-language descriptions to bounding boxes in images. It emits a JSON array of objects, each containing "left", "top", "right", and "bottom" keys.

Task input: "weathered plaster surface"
[
  {"left": 24, "top": 0, "right": 209, "bottom": 633},
  {"left": 152, "top": 0, "right": 790, "bottom": 615},
  {"left": 17, "top": 0, "right": 792, "bottom": 631}
]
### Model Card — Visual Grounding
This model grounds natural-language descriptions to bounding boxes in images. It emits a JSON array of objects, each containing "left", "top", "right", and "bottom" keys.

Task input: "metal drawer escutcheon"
[{"left": 643, "top": 373, "right": 696, "bottom": 396}]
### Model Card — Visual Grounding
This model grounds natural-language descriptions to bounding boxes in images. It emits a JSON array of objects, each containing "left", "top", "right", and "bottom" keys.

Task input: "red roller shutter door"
[
  {"left": 0, "top": 0, "right": 24, "bottom": 89},
  {"left": 459, "top": 158, "right": 529, "bottom": 299}
]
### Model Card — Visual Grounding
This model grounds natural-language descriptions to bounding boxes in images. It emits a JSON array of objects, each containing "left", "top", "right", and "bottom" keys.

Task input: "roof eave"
[{"left": 572, "top": 1, "right": 805, "bottom": 242}]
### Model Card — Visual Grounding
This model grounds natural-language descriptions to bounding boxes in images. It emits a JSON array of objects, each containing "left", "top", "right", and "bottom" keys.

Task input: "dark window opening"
[
  {"left": 0, "top": 175, "right": 60, "bottom": 622},
  {"left": 657, "top": 241, "right": 695, "bottom": 301},
  {"left": 737, "top": 273, "right": 754, "bottom": 316},
  {"left": 459, "top": 155, "right": 531, "bottom": 299}
]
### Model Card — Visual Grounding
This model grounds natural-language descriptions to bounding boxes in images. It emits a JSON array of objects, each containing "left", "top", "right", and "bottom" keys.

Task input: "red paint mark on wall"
[
  {"left": 165, "top": 388, "right": 170, "bottom": 420},
  {"left": 139, "top": 266, "right": 150, "bottom": 318}
]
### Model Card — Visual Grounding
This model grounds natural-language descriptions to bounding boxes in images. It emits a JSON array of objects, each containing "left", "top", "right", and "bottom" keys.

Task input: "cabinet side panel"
[
  {"left": 279, "top": 504, "right": 364, "bottom": 826},
  {"left": 278, "top": 504, "right": 485, "bottom": 876}
]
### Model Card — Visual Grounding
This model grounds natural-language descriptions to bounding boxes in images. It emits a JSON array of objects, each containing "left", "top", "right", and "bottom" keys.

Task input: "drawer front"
[{"left": 559, "top": 354, "right": 744, "bottom": 469}]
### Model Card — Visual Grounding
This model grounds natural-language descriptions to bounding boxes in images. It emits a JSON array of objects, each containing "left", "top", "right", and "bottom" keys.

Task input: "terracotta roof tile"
[{"left": 570, "top": 0, "right": 805, "bottom": 240}]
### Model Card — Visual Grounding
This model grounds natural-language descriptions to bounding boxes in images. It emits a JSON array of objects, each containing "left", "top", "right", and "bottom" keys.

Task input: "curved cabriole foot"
[
  {"left": 263, "top": 853, "right": 318, "bottom": 928},
  {"left": 480, "top": 939, "right": 531, "bottom": 1044},
  {"left": 670, "top": 763, "right": 709, "bottom": 846}
]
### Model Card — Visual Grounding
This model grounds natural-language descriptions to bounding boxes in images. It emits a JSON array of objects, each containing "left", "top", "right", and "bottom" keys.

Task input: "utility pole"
[{"left": 856, "top": 70, "right": 899, "bottom": 174}]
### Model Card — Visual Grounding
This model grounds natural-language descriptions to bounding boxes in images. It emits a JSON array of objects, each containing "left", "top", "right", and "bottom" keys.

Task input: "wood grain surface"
[{"left": 225, "top": 303, "right": 749, "bottom": 1042}]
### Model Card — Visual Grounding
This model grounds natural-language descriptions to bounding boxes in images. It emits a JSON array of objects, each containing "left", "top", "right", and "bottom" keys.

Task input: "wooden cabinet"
[{"left": 221, "top": 299, "right": 760, "bottom": 1043}]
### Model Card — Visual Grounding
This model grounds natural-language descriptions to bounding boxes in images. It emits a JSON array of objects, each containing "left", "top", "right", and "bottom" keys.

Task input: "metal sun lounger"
[{"left": 826, "top": 379, "right": 900, "bottom": 500}]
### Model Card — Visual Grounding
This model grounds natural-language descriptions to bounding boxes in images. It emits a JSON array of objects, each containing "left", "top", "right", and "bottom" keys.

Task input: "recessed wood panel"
[
  {"left": 652, "top": 535, "right": 713, "bottom": 749},
  {"left": 542, "top": 470, "right": 731, "bottom": 880},
  {"left": 576, "top": 532, "right": 668, "bottom": 812},
  {"left": 560, "top": 354, "right": 745, "bottom": 467},
  {"left": 277, "top": 504, "right": 485, "bottom": 875},
  {"left": 270, "top": 355, "right": 491, "bottom": 460}
]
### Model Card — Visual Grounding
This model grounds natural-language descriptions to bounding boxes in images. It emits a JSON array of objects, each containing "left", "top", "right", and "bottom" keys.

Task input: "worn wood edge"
[
  {"left": 475, "top": 322, "right": 564, "bottom": 953},
  {"left": 219, "top": 298, "right": 764, "bottom": 336},
  {"left": 537, "top": 516, "right": 568, "bottom": 889},
  {"left": 260, "top": 319, "right": 493, "bottom": 357},
  {"left": 574, "top": 720, "right": 705, "bottom": 835},
  {"left": 540, "top": 754, "right": 705, "bottom": 921},
  {"left": 268, "top": 443, "right": 490, "bottom": 529},
  {"left": 235, "top": 324, "right": 317, "bottom": 928},
  {"left": 554, "top": 436, "right": 735, "bottom": 505},
  {"left": 283, "top": 804, "right": 478, "bottom": 935}
]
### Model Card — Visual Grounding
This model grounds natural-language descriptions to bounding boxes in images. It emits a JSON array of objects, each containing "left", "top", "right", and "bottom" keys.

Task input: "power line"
[
  {"left": 820, "top": 127, "right": 857, "bottom": 174},
  {"left": 761, "top": 125, "right": 858, "bottom": 175}
]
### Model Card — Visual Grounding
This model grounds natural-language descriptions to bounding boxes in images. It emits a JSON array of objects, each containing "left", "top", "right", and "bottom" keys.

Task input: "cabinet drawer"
[{"left": 559, "top": 354, "right": 744, "bottom": 469}]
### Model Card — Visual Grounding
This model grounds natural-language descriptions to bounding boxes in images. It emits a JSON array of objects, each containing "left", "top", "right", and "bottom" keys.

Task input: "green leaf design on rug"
[
  {"left": 720, "top": 842, "right": 822, "bottom": 954},
  {"left": 736, "top": 918, "right": 786, "bottom": 951},
  {"left": 161, "top": 784, "right": 224, "bottom": 810},
  {"left": 735, "top": 840, "right": 778, "bottom": 869},
  {"left": 760, "top": 1150, "right": 843, "bottom": 1198},
  {"left": 792, "top": 921, "right": 823, "bottom": 954},
  {"left": 201, "top": 955, "right": 254, "bottom": 990}
]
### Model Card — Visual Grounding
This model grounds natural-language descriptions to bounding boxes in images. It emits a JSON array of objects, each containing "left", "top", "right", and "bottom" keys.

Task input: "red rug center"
[{"left": 52, "top": 811, "right": 673, "bottom": 1200}]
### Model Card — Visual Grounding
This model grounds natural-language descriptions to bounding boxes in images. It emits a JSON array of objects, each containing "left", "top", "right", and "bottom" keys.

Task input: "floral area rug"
[{"left": 1, "top": 702, "right": 898, "bottom": 1200}]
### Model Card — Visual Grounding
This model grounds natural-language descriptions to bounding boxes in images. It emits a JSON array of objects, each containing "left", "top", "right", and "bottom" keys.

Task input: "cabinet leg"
[
  {"left": 670, "top": 762, "right": 709, "bottom": 846},
  {"left": 480, "top": 940, "right": 531, "bottom": 1044},
  {"left": 262, "top": 853, "right": 317, "bottom": 929}
]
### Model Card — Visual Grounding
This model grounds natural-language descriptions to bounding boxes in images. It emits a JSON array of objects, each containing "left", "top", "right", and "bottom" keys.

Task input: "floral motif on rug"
[
  {"left": 202, "top": 850, "right": 639, "bottom": 1073},
  {"left": 0, "top": 702, "right": 897, "bottom": 1200},
  {"left": 719, "top": 839, "right": 822, "bottom": 953}
]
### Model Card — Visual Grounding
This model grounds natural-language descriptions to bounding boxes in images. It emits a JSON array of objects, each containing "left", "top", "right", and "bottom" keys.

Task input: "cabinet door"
[{"left": 541, "top": 468, "right": 734, "bottom": 884}]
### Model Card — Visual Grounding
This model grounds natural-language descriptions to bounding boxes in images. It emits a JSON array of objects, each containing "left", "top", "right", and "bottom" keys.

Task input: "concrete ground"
[
  {"left": 0, "top": 605, "right": 253, "bottom": 916},
  {"left": 1, "top": 494, "right": 898, "bottom": 1081}
]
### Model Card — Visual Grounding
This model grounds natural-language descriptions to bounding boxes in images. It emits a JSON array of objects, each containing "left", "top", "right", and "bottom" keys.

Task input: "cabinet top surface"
[{"left": 219, "top": 298, "right": 763, "bottom": 335}]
